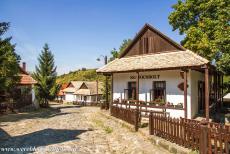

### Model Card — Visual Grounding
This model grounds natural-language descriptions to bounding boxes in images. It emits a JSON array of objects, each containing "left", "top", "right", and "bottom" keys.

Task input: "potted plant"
[
  {"left": 166, "top": 102, "right": 174, "bottom": 107},
  {"left": 154, "top": 98, "right": 165, "bottom": 106},
  {"left": 175, "top": 103, "right": 183, "bottom": 108}
]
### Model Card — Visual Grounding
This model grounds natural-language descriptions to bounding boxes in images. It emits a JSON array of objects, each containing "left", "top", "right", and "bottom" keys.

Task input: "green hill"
[{"left": 56, "top": 68, "right": 105, "bottom": 84}]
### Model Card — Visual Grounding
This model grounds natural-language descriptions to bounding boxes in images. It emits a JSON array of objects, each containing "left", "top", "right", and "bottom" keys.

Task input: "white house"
[
  {"left": 63, "top": 81, "right": 83, "bottom": 102},
  {"left": 63, "top": 81, "right": 103, "bottom": 104},
  {"left": 97, "top": 24, "right": 223, "bottom": 120},
  {"left": 73, "top": 81, "right": 103, "bottom": 104}
]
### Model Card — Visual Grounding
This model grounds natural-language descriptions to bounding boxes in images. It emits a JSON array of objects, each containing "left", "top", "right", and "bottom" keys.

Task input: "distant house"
[
  {"left": 74, "top": 81, "right": 103, "bottom": 104},
  {"left": 57, "top": 83, "right": 68, "bottom": 102},
  {"left": 62, "top": 81, "right": 103, "bottom": 104},
  {"left": 15, "top": 62, "right": 37, "bottom": 107},
  {"left": 0, "top": 62, "right": 37, "bottom": 111},
  {"left": 63, "top": 81, "right": 84, "bottom": 102}
]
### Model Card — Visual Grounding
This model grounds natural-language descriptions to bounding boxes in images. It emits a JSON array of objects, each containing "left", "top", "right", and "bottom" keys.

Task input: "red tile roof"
[
  {"left": 58, "top": 83, "right": 68, "bottom": 96},
  {"left": 19, "top": 74, "right": 37, "bottom": 85},
  {"left": 19, "top": 67, "right": 37, "bottom": 85}
]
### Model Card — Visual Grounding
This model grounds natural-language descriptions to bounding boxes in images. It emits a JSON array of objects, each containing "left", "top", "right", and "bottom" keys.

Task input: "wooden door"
[
  {"left": 128, "top": 82, "right": 136, "bottom": 100},
  {"left": 198, "top": 81, "right": 205, "bottom": 114}
]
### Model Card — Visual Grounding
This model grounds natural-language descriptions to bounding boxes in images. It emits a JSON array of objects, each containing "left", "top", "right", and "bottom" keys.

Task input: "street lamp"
[{"left": 97, "top": 55, "right": 109, "bottom": 110}]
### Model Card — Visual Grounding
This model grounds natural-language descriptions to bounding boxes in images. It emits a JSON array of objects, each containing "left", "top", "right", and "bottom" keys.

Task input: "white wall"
[
  {"left": 190, "top": 70, "right": 204, "bottom": 118},
  {"left": 65, "top": 93, "right": 76, "bottom": 102},
  {"left": 113, "top": 70, "right": 194, "bottom": 118}
]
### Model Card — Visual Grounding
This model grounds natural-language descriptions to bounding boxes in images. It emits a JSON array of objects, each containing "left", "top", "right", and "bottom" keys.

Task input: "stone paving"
[{"left": 0, "top": 103, "right": 170, "bottom": 154}]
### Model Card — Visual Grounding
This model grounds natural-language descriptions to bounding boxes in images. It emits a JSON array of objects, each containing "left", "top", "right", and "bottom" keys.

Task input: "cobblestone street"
[{"left": 0, "top": 103, "right": 169, "bottom": 154}]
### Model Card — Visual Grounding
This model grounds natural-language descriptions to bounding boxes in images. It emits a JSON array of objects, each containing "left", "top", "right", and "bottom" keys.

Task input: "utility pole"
[{"left": 104, "top": 56, "right": 109, "bottom": 110}]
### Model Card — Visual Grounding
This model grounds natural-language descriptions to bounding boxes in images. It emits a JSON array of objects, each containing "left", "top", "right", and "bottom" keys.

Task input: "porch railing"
[{"left": 112, "top": 99, "right": 183, "bottom": 118}]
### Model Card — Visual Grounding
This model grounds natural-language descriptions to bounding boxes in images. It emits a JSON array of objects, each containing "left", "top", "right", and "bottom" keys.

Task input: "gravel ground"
[{"left": 0, "top": 103, "right": 169, "bottom": 154}]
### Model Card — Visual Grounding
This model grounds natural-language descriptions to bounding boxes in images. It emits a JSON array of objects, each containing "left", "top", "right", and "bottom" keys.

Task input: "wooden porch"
[{"left": 109, "top": 64, "right": 224, "bottom": 121}]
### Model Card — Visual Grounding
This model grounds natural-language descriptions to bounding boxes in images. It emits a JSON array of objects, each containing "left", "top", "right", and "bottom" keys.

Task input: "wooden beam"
[
  {"left": 184, "top": 70, "right": 188, "bottom": 118},
  {"left": 98, "top": 65, "right": 206, "bottom": 75},
  {"left": 204, "top": 65, "right": 209, "bottom": 121},
  {"left": 110, "top": 74, "right": 113, "bottom": 109},
  {"left": 105, "top": 75, "right": 109, "bottom": 109},
  {"left": 136, "top": 72, "right": 139, "bottom": 101}
]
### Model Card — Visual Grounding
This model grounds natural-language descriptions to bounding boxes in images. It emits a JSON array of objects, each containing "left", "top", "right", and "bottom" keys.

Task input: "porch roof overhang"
[{"left": 96, "top": 50, "right": 210, "bottom": 74}]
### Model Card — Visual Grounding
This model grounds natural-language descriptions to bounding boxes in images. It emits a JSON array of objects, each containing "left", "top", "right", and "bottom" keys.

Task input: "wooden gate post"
[
  {"left": 199, "top": 120, "right": 209, "bottom": 154},
  {"left": 135, "top": 108, "right": 139, "bottom": 131},
  {"left": 149, "top": 112, "right": 153, "bottom": 135}
]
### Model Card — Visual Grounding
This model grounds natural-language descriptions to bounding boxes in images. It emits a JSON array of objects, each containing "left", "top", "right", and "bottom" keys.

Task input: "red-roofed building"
[
  {"left": 13, "top": 62, "right": 37, "bottom": 108},
  {"left": 19, "top": 62, "right": 37, "bottom": 85},
  {"left": 57, "top": 83, "right": 68, "bottom": 102}
]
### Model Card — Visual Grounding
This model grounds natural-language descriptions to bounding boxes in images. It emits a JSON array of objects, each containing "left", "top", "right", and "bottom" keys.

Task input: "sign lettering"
[{"left": 130, "top": 75, "right": 160, "bottom": 80}]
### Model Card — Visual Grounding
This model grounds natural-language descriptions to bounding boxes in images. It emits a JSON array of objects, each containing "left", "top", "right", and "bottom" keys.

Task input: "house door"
[
  {"left": 128, "top": 82, "right": 136, "bottom": 100},
  {"left": 198, "top": 81, "right": 205, "bottom": 114}
]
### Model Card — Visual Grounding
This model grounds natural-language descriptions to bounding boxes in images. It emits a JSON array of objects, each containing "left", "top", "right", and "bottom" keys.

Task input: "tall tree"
[
  {"left": 0, "top": 22, "right": 20, "bottom": 93},
  {"left": 169, "top": 0, "right": 230, "bottom": 92},
  {"left": 33, "top": 44, "right": 58, "bottom": 107}
]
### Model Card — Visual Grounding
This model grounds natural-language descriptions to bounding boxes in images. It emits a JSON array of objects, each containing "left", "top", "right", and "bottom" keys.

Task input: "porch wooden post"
[
  {"left": 204, "top": 65, "right": 209, "bottom": 121},
  {"left": 199, "top": 120, "right": 209, "bottom": 154},
  {"left": 136, "top": 72, "right": 139, "bottom": 101},
  {"left": 184, "top": 70, "right": 188, "bottom": 119},
  {"left": 110, "top": 74, "right": 113, "bottom": 110},
  {"left": 105, "top": 75, "right": 109, "bottom": 109},
  {"left": 136, "top": 72, "right": 140, "bottom": 118},
  {"left": 217, "top": 73, "right": 221, "bottom": 111}
]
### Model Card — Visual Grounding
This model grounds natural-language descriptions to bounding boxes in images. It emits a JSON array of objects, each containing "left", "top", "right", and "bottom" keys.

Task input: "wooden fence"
[
  {"left": 208, "top": 123, "right": 230, "bottom": 154},
  {"left": 110, "top": 105, "right": 139, "bottom": 131},
  {"left": 149, "top": 112, "right": 230, "bottom": 154}
]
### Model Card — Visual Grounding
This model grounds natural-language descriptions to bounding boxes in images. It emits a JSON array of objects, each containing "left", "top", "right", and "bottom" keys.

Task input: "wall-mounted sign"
[
  {"left": 177, "top": 82, "right": 189, "bottom": 91},
  {"left": 130, "top": 75, "right": 160, "bottom": 79}
]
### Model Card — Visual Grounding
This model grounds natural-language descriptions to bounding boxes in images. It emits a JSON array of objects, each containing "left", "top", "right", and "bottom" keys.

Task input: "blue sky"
[{"left": 0, "top": 0, "right": 184, "bottom": 75}]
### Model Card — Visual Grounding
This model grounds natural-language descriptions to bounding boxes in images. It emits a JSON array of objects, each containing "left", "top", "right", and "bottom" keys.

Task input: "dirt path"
[{"left": 0, "top": 103, "right": 169, "bottom": 154}]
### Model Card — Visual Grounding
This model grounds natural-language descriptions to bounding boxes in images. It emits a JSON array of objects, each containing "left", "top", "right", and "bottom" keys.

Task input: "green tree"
[
  {"left": 0, "top": 22, "right": 20, "bottom": 93},
  {"left": 109, "top": 39, "right": 132, "bottom": 61},
  {"left": 169, "top": 0, "right": 230, "bottom": 92},
  {"left": 33, "top": 44, "right": 59, "bottom": 107}
]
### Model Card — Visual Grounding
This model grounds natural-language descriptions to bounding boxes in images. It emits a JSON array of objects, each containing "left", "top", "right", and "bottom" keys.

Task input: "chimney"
[{"left": 22, "top": 62, "right": 26, "bottom": 71}]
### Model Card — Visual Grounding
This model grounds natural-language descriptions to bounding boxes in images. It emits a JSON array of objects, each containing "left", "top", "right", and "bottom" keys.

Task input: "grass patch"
[
  {"left": 140, "top": 123, "right": 148, "bottom": 128},
  {"left": 93, "top": 119, "right": 104, "bottom": 127},
  {"left": 92, "top": 118, "right": 113, "bottom": 134},
  {"left": 64, "top": 102, "right": 74, "bottom": 105},
  {"left": 104, "top": 126, "right": 113, "bottom": 134}
]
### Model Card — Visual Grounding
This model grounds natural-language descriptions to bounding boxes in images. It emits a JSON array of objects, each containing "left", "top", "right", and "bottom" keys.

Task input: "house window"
[
  {"left": 152, "top": 81, "right": 166, "bottom": 101},
  {"left": 127, "top": 82, "right": 136, "bottom": 100}
]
